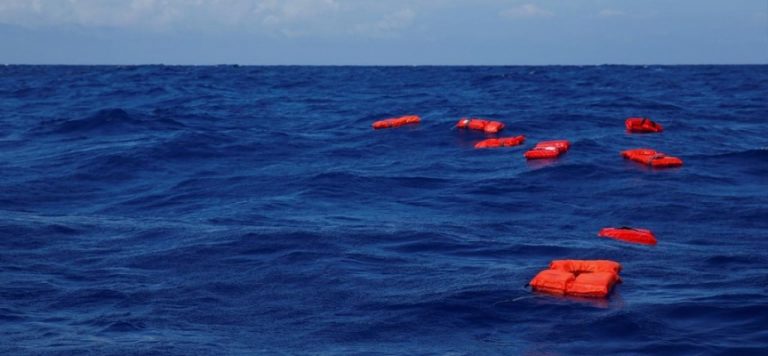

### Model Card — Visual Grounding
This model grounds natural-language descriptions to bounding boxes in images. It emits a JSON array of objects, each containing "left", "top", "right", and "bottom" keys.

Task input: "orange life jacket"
[
  {"left": 372, "top": 115, "right": 421, "bottom": 130},
  {"left": 621, "top": 148, "right": 683, "bottom": 168},
  {"left": 524, "top": 140, "right": 570, "bottom": 159},
  {"left": 474, "top": 135, "right": 525, "bottom": 149},
  {"left": 456, "top": 118, "right": 505, "bottom": 134},
  {"left": 625, "top": 117, "right": 663, "bottom": 133},
  {"left": 599, "top": 227, "right": 657, "bottom": 245},
  {"left": 529, "top": 260, "right": 622, "bottom": 298}
]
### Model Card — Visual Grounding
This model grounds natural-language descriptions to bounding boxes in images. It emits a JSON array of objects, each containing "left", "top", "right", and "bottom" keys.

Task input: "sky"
[{"left": 0, "top": 0, "right": 766, "bottom": 65}]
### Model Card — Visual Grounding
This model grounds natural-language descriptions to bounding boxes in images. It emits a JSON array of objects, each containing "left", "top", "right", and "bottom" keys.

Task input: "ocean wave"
[
  {"left": 1, "top": 65, "right": 767, "bottom": 354},
  {"left": 588, "top": 96, "right": 685, "bottom": 111},
  {"left": 695, "top": 147, "right": 768, "bottom": 160},
  {"left": 34, "top": 108, "right": 185, "bottom": 136}
]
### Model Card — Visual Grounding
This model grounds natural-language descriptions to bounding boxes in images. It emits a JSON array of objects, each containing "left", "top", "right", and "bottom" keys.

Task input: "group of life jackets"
[
  {"left": 530, "top": 227, "right": 657, "bottom": 298},
  {"left": 372, "top": 114, "right": 678, "bottom": 298},
  {"left": 372, "top": 115, "right": 682, "bottom": 167}
]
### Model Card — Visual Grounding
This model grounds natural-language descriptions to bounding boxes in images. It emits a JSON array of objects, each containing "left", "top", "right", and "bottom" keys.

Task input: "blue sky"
[{"left": 0, "top": 0, "right": 766, "bottom": 65}]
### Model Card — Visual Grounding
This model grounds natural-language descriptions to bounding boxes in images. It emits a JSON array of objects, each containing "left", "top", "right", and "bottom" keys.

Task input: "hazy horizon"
[
  {"left": 4, "top": 63, "right": 767, "bottom": 66},
  {"left": 1, "top": 0, "right": 766, "bottom": 65}
]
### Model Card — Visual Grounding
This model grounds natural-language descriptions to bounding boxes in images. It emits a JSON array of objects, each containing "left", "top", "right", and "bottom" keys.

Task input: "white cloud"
[
  {"left": 0, "top": 0, "right": 185, "bottom": 29},
  {"left": 256, "top": 0, "right": 340, "bottom": 27},
  {"left": 598, "top": 9, "right": 625, "bottom": 17},
  {"left": 378, "top": 8, "right": 415, "bottom": 32},
  {"left": 353, "top": 7, "right": 415, "bottom": 37},
  {"left": 0, "top": 0, "right": 431, "bottom": 39},
  {"left": 0, "top": 0, "right": 343, "bottom": 31},
  {"left": 500, "top": 3, "right": 553, "bottom": 19}
]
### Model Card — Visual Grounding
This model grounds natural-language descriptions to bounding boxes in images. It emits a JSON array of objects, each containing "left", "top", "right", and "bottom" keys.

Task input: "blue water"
[{"left": 1, "top": 65, "right": 767, "bottom": 354}]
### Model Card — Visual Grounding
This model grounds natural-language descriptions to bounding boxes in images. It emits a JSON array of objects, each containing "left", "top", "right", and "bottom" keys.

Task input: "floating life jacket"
[
  {"left": 456, "top": 118, "right": 505, "bottom": 134},
  {"left": 529, "top": 260, "right": 622, "bottom": 298},
  {"left": 599, "top": 227, "right": 657, "bottom": 245},
  {"left": 524, "top": 140, "right": 570, "bottom": 159},
  {"left": 625, "top": 117, "right": 663, "bottom": 133},
  {"left": 621, "top": 148, "right": 683, "bottom": 168},
  {"left": 372, "top": 115, "right": 421, "bottom": 130},
  {"left": 474, "top": 135, "right": 525, "bottom": 149}
]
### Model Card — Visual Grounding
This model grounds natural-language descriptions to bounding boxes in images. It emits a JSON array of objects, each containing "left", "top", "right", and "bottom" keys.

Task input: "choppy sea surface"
[{"left": 1, "top": 65, "right": 767, "bottom": 355}]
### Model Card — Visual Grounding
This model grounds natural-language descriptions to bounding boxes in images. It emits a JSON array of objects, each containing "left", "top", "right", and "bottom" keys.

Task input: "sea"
[{"left": 1, "top": 65, "right": 766, "bottom": 355}]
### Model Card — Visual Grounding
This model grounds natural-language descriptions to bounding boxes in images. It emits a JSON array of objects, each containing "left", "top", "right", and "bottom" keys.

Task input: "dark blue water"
[{"left": 1, "top": 65, "right": 767, "bottom": 354}]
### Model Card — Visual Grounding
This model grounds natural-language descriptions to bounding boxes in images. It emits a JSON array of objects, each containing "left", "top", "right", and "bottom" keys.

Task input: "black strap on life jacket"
[{"left": 618, "top": 226, "right": 639, "bottom": 231}]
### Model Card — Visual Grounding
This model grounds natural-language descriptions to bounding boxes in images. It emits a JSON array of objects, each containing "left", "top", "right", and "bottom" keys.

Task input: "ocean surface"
[{"left": 1, "top": 65, "right": 767, "bottom": 355}]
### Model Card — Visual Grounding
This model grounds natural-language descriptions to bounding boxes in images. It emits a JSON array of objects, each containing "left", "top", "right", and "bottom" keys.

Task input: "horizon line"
[{"left": 3, "top": 63, "right": 767, "bottom": 67}]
